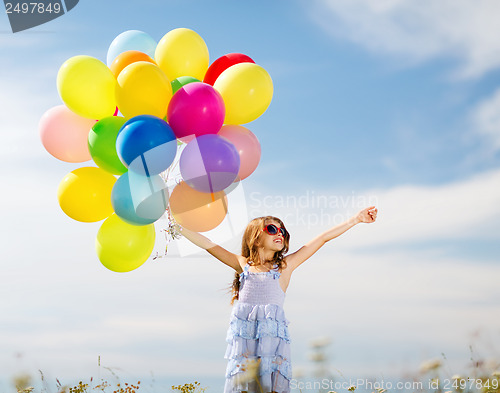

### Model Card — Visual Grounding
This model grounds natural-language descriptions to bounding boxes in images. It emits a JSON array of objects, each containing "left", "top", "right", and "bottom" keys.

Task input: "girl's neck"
[{"left": 256, "top": 247, "right": 275, "bottom": 265}]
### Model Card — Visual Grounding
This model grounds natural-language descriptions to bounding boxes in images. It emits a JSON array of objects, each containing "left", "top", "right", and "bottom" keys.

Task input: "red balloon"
[{"left": 203, "top": 53, "right": 255, "bottom": 85}]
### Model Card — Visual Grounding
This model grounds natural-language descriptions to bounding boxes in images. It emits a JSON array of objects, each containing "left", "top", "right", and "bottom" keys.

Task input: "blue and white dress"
[{"left": 224, "top": 261, "right": 292, "bottom": 393}]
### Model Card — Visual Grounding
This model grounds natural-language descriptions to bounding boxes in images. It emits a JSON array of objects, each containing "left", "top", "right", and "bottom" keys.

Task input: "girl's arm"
[
  {"left": 179, "top": 226, "right": 245, "bottom": 273},
  {"left": 284, "top": 206, "right": 377, "bottom": 272}
]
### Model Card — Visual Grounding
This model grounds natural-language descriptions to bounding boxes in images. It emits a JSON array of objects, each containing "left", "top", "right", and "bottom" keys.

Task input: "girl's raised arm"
[
  {"left": 179, "top": 226, "right": 245, "bottom": 273},
  {"left": 285, "top": 206, "right": 377, "bottom": 272}
]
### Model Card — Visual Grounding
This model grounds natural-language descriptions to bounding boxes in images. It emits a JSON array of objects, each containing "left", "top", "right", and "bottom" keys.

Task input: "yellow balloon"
[
  {"left": 116, "top": 61, "right": 173, "bottom": 119},
  {"left": 213, "top": 63, "right": 273, "bottom": 125},
  {"left": 154, "top": 28, "right": 209, "bottom": 81},
  {"left": 96, "top": 213, "right": 155, "bottom": 272},
  {"left": 57, "top": 55, "right": 117, "bottom": 120},
  {"left": 57, "top": 167, "right": 116, "bottom": 222}
]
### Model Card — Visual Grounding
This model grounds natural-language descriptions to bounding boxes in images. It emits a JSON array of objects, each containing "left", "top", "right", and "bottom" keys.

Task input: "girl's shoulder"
[{"left": 237, "top": 257, "right": 250, "bottom": 272}]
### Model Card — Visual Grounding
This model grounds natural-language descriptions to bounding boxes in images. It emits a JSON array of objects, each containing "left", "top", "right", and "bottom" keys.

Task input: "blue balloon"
[
  {"left": 116, "top": 115, "right": 177, "bottom": 176},
  {"left": 111, "top": 171, "right": 168, "bottom": 226},
  {"left": 106, "top": 30, "right": 157, "bottom": 66}
]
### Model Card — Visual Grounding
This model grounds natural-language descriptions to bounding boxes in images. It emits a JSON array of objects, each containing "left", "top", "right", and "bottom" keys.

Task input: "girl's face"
[{"left": 259, "top": 219, "right": 286, "bottom": 252}]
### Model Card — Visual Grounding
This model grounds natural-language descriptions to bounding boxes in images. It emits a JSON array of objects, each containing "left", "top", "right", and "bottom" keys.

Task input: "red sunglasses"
[{"left": 262, "top": 224, "right": 288, "bottom": 237}]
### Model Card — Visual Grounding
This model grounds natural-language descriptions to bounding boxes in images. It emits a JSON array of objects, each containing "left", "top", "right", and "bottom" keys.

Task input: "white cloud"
[
  {"left": 348, "top": 170, "right": 500, "bottom": 247},
  {"left": 0, "top": 33, "right": 47, "bottom": 49},
  {"left": 0, "top": 65, "right": 60, "bottom": 164},
  {"left": 470, "top": 86, "right": 500, "bottom": 152},
  {"left": 309, "top": 0, "right": 500, "bottom": 79},
  {"left": 252, "top": 168, "right": 500, "bottom": 252},
  {"left": 285, "top": 249, "right": 500, "bottom": 377}
]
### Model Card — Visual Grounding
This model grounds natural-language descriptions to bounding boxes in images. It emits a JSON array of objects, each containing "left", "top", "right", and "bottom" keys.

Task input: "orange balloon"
[
  {"left": 109, "top": 50, "right": 156, "bottom": 78},
  {"left": 169, "top": 181, "right": 228, "bottom": 232}
]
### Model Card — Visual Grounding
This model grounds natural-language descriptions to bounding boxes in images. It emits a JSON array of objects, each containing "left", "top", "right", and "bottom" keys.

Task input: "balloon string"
[
  {"left": 140, "top": 153, "right": 151, "bottom": 177},
  {"left": 207, "top": 172, "right": 214, "bottom": 195},
  {"left": 220, "top": 191, "right": 235, "bottom": 236},
  {"left": 142, "top": 154, "right": 169, "bottom": 210}
]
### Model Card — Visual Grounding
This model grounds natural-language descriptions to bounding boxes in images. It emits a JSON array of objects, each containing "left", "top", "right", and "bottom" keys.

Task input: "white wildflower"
[{"left": 420, "top": 358, "right": 442, "bottom": 373}]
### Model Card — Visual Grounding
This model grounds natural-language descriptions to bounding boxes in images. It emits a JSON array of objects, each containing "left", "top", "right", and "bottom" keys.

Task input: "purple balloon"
[{"left": 180, "top": 134, "right": 240, "bottom": 193}]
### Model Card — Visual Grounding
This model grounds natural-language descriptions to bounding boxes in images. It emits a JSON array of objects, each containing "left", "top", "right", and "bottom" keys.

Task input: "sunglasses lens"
[
  {"left": 266, "top": 224, "right": 278, "bottom": 235},
  {"left": 279, "top": 228, "right": 287, "bottom": 237}
]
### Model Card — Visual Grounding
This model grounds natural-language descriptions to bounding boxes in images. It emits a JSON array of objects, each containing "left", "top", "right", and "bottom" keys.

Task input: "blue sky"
[{"left": 1, "top": 0, "right": 500, "bottom": 392}]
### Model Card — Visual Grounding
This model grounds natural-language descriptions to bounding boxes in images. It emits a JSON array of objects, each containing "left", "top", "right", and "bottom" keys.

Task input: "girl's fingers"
[{"left": 362, "top": 206, "right": 377, "bottom": 222}]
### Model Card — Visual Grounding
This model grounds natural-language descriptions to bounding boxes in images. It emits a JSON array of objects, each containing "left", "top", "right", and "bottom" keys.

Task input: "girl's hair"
[{"left": 228, "top": 216, "right": 290, "bottom": 305}]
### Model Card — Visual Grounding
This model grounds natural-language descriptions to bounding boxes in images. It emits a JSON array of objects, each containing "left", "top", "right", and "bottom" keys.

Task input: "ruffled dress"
[{"left": 224, "top": 262, "right": 292, "bottom": 393}]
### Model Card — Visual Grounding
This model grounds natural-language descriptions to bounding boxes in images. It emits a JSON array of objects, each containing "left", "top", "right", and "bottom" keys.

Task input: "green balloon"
[
  {"left": 88, "top": 116, "right": 128, "bottom": 175},
  {"left": 171, "top": 76, "right": 200, "bottom": 94}
]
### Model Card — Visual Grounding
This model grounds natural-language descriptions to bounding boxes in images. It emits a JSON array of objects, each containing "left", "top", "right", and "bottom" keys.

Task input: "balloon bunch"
[{"left": 39, "top": 28, "right": 272, "bottom": 272}]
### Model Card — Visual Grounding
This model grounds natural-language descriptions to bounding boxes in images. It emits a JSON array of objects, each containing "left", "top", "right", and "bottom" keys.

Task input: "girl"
[{"left": 180, "top": 206, "right": 378, "bottom": 393}]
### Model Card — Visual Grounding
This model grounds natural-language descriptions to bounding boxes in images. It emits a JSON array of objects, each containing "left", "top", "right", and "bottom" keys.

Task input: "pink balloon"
[
  {"left": 39, "top": 105, "right": 96, "bottom": 163},
  {"left": 167, "top": 82, "right": 225, "bottom": 139},
  {"left": 218, "top": 125, "right": 261, "bottom": 180},
  {"left": 179, "top": 134, "right": 195, "bottom": 144}
]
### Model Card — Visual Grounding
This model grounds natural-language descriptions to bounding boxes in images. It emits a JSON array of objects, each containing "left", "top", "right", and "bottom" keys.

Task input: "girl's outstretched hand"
[{"left": 356, "top": 206, "right": 378, "bottom": 223}]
